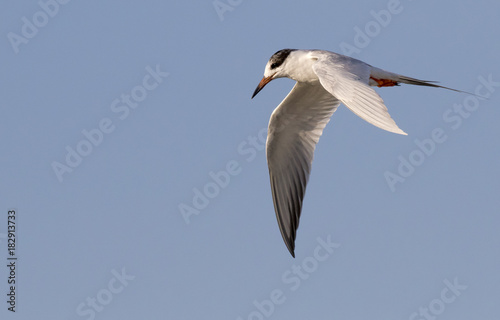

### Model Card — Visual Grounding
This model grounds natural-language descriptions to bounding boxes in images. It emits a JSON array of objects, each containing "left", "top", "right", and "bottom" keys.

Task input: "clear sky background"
[{"left": 1, "top": 1, "right": 499, "bottom": 319}]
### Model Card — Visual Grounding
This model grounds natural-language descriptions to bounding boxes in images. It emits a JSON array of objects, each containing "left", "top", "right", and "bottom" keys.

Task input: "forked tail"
[{"left": 369, "top": 67, "right": 478, "bottom": 96}]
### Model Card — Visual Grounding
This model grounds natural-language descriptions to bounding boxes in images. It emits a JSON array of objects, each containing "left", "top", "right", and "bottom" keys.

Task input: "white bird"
[{"left": 252, "top": 49, "right": 466, "bottom": 257}]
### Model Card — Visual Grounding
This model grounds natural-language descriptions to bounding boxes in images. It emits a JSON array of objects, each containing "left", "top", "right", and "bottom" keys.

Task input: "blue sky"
[{"left": 1, "top": 1, "right": 499, "bottom": 319}]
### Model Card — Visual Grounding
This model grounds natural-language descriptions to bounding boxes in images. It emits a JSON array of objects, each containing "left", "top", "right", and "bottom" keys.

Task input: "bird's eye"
[{"left": 270, "top": 63, "right": 278, "bottom": 69}]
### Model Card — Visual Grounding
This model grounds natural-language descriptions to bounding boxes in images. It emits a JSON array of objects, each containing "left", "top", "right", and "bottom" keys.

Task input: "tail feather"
[
  {"left": 397, "top": 76, "right": 466, "bottom": 94},
  {"left": 370, "top": 67, "right": 480, "bottom": 97}
]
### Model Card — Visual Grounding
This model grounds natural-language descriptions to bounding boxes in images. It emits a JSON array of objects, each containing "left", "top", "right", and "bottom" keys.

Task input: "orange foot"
[{"left": 370, "top": 77, "right": 399, "bottom": 87}]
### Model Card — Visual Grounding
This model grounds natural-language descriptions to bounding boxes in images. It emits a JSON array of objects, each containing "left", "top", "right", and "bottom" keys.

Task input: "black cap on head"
[{"left": 269, "top": 49, "right": 296, "bottom": 70}]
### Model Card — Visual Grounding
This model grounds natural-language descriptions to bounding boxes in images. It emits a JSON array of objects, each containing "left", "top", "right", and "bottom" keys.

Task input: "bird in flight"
[{"left": 252, "top": 49, "right": 466, "bottom": 257}]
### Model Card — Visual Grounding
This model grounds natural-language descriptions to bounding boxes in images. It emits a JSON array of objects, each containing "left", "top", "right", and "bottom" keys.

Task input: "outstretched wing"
[
  {"left": 312, "top": 54, "right": 407, "bottom": 135},
  {"left": 266, "top": 82, "right": 340, "bottom": 257}
]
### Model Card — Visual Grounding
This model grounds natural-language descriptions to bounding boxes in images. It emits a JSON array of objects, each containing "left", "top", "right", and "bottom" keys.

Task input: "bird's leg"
[{"left": 370, "top": 77, "right": 399, "bottom": 87}]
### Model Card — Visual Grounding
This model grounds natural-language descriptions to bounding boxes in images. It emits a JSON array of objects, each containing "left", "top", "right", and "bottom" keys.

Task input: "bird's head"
[{"left": 252, "top": 49, "right": 297, "bottom": 99}]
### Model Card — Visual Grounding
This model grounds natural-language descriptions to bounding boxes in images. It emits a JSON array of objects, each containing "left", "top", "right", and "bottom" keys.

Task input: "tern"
[{"left": 252, "top": 49, "right": 466, "bottom": 257}]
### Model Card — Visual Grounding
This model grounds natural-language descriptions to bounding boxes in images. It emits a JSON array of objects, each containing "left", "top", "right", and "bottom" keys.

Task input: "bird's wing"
[
  {"left": 266, "top": 82, "right": 340, "bottom": 257},
  {"left": 312, "top": 54, "right": 407, "bottom": 135}
]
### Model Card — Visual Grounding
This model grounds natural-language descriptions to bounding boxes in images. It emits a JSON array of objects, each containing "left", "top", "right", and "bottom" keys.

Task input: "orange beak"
[{"left": 251, "top": 75, "right": 274, "bottom": 99}]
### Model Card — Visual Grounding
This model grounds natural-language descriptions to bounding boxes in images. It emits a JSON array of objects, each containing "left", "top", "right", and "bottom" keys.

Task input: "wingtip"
[
  {"left": 385, "top": 127, "right": 407, "bottom": 135},
  {"left": 285, "top": 240, "right": 296, "bottom": 258},
  {"left": 390, "top": 126, "right": 407, "bottom": 135}
]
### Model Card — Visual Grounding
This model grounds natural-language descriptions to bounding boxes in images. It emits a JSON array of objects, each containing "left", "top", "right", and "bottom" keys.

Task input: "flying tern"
[{"left": 251, "top": 49, "right": 467, "bottom": 257}]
